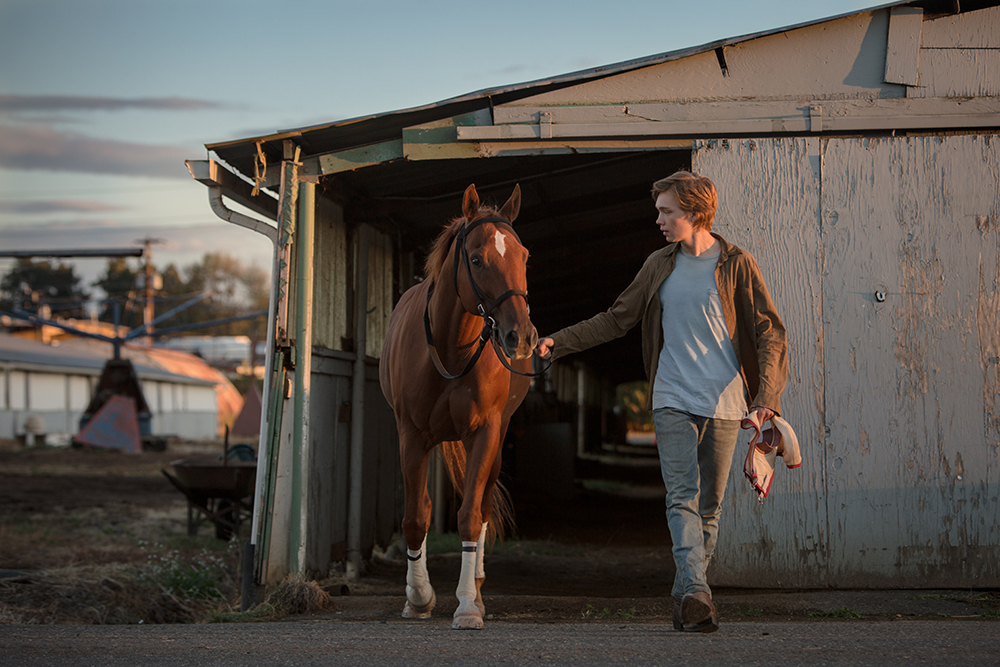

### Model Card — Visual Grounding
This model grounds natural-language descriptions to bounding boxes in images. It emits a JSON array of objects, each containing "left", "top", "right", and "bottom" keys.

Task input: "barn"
[
  {"left": 186, "top": 0, "right": 1000, "bottom": 591},
  {"left": 0, "top": 333, "right": 222, "bottom": 442}
]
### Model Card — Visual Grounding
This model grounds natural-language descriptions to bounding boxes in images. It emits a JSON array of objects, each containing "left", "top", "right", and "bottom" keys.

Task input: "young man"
[{"left": 535, "top": 170, "right": 787, "bottom": 633}]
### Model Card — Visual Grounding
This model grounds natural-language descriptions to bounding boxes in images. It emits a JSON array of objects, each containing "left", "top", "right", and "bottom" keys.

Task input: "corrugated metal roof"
[{"left": 0, "top": 334, "right": 215, "bottom": 386}]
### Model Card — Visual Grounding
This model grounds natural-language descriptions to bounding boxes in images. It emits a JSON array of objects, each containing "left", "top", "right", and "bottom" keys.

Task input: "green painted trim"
[{"left": 317, "top": 140, "right": 404, "bottom": 174}]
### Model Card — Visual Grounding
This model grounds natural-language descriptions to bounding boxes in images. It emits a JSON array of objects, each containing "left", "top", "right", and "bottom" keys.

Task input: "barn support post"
[
  {"left": 187, "top": 156, "right": 286, "bottom": 604},
  {"left": 346, "top": 223, "right": 371, "bottom": 580},
  {"left": 290, "top": 179, "right": 315, "bottom": 574},
  {"left": 258, "top": 144, "right": 299, "bottom": 587}
]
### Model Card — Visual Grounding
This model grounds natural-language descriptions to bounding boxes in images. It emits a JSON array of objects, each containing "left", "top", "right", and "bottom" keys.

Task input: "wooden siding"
[
  {"left": 365, "top": 229, "right": 394, "bottom": 359},
  {"left": 909, "top": 5, "right": 1000, "bottom": 98},
  {"left": 306, "top": 350, "right": 399, "bottom": 576},
  {"left": 696, "top": 134, "right": 1000, "bottom": 587},
  {"left": 695, "top": 137, "right": 828, "bottom": 587},
  {"left": 312, "top": 196, "right": 349, "bottom": 351},
  {"left": 513, "top": 11, "right": 899, "bottom": 107}
]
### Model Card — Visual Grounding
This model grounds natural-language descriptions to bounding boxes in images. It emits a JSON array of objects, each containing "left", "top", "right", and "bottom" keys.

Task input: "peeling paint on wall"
[{"left": 697, "top": 134, "right": 1000, "bottom": 588}]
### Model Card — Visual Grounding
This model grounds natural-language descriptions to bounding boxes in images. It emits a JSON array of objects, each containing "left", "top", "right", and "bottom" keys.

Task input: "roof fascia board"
[{"left": 187, "top": 159, "right": 279, "bottom": 219}]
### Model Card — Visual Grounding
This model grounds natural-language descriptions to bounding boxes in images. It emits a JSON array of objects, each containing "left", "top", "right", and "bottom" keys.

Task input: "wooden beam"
[
  {"left": 315, "top": 140, "right": 404, "bottom": 175},
  {"left": 461, "top": 98, "right": 1000, "bottom": 141},
  {"left": 402, "top": 111, "right": 490, "bottom": 160}
]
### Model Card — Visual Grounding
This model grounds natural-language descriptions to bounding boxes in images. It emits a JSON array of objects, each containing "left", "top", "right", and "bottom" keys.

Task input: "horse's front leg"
[
  {"left": 399, "top": 431, "right": 436, "bottom": 619},
  {"left": 473, "top": 448, "right": 504, "bottom": 614},
  {"left": 452, "top": 424, "right": 501, "bottom": 630}
]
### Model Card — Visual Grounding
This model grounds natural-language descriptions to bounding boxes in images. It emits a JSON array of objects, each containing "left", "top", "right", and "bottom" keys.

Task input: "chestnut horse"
[{"left": 379, "top": 184, "right": 537, "bottom": 629}]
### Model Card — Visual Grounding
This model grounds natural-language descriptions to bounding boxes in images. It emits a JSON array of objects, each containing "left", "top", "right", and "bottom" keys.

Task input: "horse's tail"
[{"left": 439, "top": 441, "right": 515, "bottom": 542}]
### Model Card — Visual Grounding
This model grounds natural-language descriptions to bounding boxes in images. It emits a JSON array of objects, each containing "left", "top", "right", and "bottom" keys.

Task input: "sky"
[{"left": 0, "top": 0, "right": 879, "bottom": 306}]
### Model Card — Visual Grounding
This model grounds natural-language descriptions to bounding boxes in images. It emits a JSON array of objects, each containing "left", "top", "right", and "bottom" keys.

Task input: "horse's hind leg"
[{"left": 400, "top": 436, "right": 436, "bottom": 618}]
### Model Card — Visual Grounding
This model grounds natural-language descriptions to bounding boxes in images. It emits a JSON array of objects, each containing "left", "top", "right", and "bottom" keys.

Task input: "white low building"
[{"left": 0, "top": 333, "right": 219, "bottom": 442}]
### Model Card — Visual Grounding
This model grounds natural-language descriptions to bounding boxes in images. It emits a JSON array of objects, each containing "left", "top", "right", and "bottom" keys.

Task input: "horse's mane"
[{"left": 422, "top": 206, "right": 501, "bottom": 280}]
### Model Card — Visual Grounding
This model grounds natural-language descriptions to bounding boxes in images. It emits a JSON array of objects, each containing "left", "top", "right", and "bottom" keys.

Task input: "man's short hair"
[{"left": 651, "top": 171, "right": 718, "bottom": 231}]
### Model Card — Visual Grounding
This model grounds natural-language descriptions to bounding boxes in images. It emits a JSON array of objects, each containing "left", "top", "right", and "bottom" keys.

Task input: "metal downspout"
[
  {"left": 202, "top": 185, "right": 278, "bottom": 610},
  {"left": 291, "top": 180, "right": 315, "bottom": 574},
  {"left": 207, "top": 187, "right": 278, "bottom": 243},
  {"left": 346, "top": 224, "right": 370, "bottom": 580}
]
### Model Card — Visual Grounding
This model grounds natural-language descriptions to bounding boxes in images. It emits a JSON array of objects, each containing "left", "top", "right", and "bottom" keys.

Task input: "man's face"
[{"left": 655, "top": 190, "right": 697, "bottom": 245}]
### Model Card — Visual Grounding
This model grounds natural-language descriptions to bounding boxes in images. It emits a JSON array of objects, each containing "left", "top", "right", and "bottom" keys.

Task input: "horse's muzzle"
[{"left": 500, "top": 326, "right": 538, "bottom": 361}]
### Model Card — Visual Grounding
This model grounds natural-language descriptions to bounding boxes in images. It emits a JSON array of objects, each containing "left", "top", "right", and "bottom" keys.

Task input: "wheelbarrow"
[{"left": 162, "top": 455, "right": 256, "bottom": 540}]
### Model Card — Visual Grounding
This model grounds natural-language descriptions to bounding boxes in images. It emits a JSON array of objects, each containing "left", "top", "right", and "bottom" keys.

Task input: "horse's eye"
[{"left": 471, "top": 256, "right": 483, "bottom": 268}]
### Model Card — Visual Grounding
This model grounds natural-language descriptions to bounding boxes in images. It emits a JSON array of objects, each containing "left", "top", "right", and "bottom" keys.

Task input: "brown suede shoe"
[
  {"left": 672, "top": 596, "right": 684, "bottom": 631},
  {"left": 681, "top": 591, "right": 719, "bottom": 633}
]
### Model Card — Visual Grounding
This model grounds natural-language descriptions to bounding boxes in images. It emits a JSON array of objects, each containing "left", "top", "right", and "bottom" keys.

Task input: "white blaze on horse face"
[{"left": 494, "top": 231, "right": 507, "bottom": 258}]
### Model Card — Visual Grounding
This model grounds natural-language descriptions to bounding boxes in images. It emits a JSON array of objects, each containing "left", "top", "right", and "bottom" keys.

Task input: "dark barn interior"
[
  {"left": 329, "top": 149, "right": 691, "bottom": 389},
  {"left": 206, "top": 111, "right": 695, "bottom": 549}
]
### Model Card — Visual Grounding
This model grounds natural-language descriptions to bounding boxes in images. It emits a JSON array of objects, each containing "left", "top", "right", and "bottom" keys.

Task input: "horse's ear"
[
  {"left": 500, "top": 184, "right": 521, "bottom": 223},
  {"left": 462, "top": 184, "right": 480, "bottom": 220}
]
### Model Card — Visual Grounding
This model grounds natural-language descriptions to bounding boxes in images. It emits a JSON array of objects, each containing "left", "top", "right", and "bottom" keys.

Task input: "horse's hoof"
[
  {"left": 452, "top": 596, "right": 484, "bottom": 629},
  {"left": 402, "top": 587, "right": 436, "bottom": 618},
  {"left": 452, "top": 611, "right": 484, "bottom": 629}
]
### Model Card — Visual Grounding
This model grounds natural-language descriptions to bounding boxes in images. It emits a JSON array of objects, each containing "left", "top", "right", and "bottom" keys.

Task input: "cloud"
[
  {"left": 0, "top": 220, "right": 274, "bottom": 272},
  {"left": 0, "top": 200, "right": 128, "bottom": 214},
  {"left": 0, "top": 95, "right": 225, "bottom": 113},
  {"left": 0, "top": 123, "right": 193, "bottom": 179}
]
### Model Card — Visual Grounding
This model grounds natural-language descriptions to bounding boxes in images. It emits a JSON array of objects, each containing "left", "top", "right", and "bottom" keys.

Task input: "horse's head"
[{"left": 455, "top": 184, "right": 537, "bottom": 361}]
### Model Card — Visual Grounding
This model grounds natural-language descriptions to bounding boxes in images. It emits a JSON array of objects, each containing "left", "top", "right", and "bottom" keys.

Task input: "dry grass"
[
  {"left": 0, "top": 441, "right": 247, "bottom": 624},
  {"left": 0, "top": 442, "right": 341, "bottom": 626},
  {"left": 0, "top": 564, "right": 219, "bottom": 624}
]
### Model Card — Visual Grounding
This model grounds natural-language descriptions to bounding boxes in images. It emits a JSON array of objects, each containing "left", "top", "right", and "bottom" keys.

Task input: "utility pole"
[{"left": 137, "top": 238, "right": 165, "bottom": 347}]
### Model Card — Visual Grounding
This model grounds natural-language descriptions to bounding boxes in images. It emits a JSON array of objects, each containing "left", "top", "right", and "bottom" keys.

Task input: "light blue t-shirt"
[{"left": 652, "top": 248, "right": 746, "bottom": 420}]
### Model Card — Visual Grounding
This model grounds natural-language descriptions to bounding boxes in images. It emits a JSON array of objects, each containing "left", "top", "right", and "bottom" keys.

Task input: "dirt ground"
[
  {"left": 0, "top": 438, "right": 690, "bottom": 624},
  {"left": 6, "top": 441, "right": 996, "bottom": 626}
]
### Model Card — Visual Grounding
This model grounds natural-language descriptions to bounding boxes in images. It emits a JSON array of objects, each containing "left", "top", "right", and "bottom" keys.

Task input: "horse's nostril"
[{"left": 505, "top": 330, "right": 519, "bottom": 351}]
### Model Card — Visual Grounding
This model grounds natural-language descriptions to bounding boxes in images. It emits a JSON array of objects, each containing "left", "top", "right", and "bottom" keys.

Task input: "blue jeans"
[{"left": 652, "top": 407, "right": 741, "bottom": 599}]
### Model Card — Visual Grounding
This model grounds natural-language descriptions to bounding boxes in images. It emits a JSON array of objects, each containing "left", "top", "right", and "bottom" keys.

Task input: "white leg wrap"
[
  {"left": 456, "top": 542, "right": 478, "bottom": 599},
  {"left": 452, "top": 541, "right": 483, "bottom": 629},
  {"left": 405, "top": 536, "right": 430, "bottom": 591},
  {"left": 403, "top": 535, "right": 435, "bottom": 618},
  {"left": 475, "top": 523, "right": 487, "bottom": 580}
]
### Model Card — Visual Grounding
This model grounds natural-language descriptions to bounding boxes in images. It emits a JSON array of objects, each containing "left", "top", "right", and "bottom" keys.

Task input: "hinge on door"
[
  {"left": 810, "top": 105, "right": 824, "bottom": 132},
  {"left": 539, "top": 111, "right": 553, "bottom": 139}
]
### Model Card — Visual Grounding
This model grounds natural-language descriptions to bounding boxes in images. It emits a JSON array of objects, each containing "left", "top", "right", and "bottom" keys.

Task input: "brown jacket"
[{"left": 548, "top": 234, "right": 788, "bottom": 414}]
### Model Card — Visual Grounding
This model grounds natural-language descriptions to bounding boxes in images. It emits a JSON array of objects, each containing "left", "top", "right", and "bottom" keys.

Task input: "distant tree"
[
  {"left": 79, "top": 253, "right": 268, "bottom": 336},
  {"left": 92, "top": 257, "right": 140, "bottom": 324},
  {"left": 180, "top": 253, "right": 269, "bottom": 336},
  {"left": 0, "top": 258, "right": 91, "bottom": 319},
  {"left": 159, "top": 263, "right": 186, "bottom": 296}
]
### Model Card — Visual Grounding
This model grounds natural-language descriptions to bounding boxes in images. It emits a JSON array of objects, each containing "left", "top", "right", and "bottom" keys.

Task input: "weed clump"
[{"left": 264, "top": 575, "right": 334, "bottom": 616}]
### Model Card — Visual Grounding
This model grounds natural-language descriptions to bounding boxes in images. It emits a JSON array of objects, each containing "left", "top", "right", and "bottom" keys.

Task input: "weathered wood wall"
[
  {"left": 301, "top": 196, "right": 400, "bottom": 577},
  {"left": 696, "top": 133, "right": 1000, "bottom": 587},
  {"left": 307, "top": 351, "right": 398, "bottom": 575}
]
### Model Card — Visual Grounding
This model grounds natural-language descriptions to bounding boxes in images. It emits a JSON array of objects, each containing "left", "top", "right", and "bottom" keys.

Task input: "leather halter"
[{"left": 423, "top": 215, "right": 540, "bottom": 380}]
